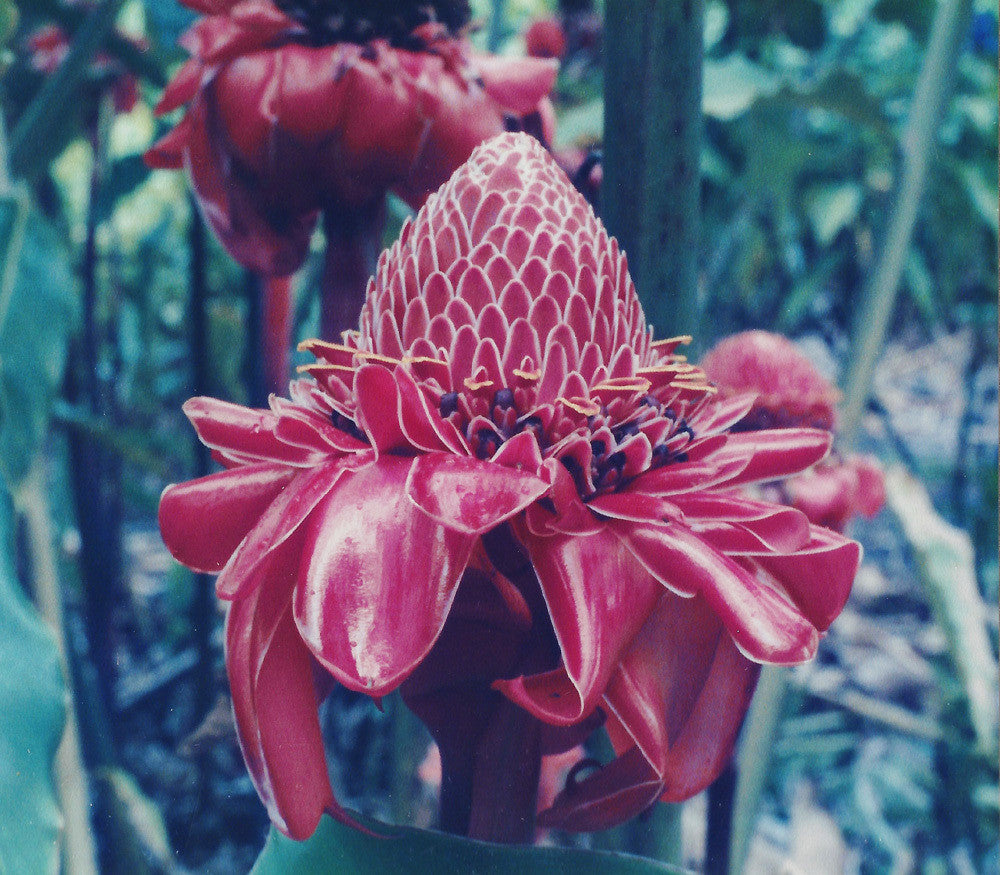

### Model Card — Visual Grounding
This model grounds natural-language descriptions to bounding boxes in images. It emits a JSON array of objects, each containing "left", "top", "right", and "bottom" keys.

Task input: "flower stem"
[
  {"left": 468, "top": 697, "right": 541, "bottom": 844},
  {"left": 320, "top": 203, "right": 385, "bottom": 340},
  {"left": 262, "top": 275, "right": 293, "bottom": 393},
  {"left": 838, "top": 0, "right": 974, "bottom": 446},
  {"left": 603, "top": 0, "right": 704, "bottom": 339}
]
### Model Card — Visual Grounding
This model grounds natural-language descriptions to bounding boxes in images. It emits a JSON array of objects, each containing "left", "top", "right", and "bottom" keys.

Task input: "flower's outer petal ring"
[
  {"left": 215, "top": 459, "right": 351, "bottom": 600},
  {"left": 617, "top": 522, "right": 819, "bottom": 664},
  {"left": 752, "top": 526, "right": 861, "bottom": 632},
  {"left": 497, "top": 522, "right": 660, "bottom": 726},
  {"left": 602, "top": 592, "right": 759, "bottom": 801},
  {"left": 713, "top": 428, "right": 832, "bottom": 486},
  {"left": 473, "top": 54, "right": 559, "bottom": 116},
  {"left": 225, "top": 541, "right": 341, "bottom": 841},
  {"left": 294, "top": 457, "right": 475, "bottom": 696},
  {"left": 406, "top": 451, "right": 549, "bottom": 536},
  {"left": 183, "top": 395, "right": 320, "bottom": 465},
  {"left": 159, "top": 462, "right": 294, "bottom": 573}
]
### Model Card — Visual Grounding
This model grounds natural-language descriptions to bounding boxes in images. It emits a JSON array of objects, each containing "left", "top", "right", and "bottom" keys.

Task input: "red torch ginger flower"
[
  {"left": 701, "top": 330, "right": 886, "bottom": 531},
  {"left": 159, "top": 134, "right": 860, "bottom": 840},
  {"left": 525, "top": 17, "right": 567, "bottom": 60},
  {"left": 145, "top": 0, "right": 558, "bottom": 278}
]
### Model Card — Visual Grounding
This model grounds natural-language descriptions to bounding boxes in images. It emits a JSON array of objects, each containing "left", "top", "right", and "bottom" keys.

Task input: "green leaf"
[
  {"left": 554, "top": 98, "right": 604, "bottom": 149},
  {"left": 804, "top": 182, "right": 863, "bottom": 245},
  {"left": 885, "top": 466, "right": 999, "bottom": 754},
  {"left": 957, "top": 163, "right": 999, "bottom": 233},
  {"left": 9, "top": 0, "right": 127, "bottom": 183},
  {"left": 702, "top": 54, "right": 779, "bottom": 120},
  {"left": 97, "top": 767, "right": 174, "bottom": 874},
  {"left": 704, "top": 1, "right": 729, "bottom": 50},
  {"left": 253, "top": 815, "right": 688, "bottom": 875},
  {"left": 0, "top": 211, "right": 79, "bottom": 491},
  {"left": 94, "top": 154, "right": 152, "bottom": 226},
  {"left": 0, "top": 491, "right": 66, "bottom": 874}
]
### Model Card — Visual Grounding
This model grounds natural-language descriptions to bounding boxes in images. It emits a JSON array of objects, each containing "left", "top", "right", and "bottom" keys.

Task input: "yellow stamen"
[{"left": 559, "top": 396, "right": 602, "bottom": 416}]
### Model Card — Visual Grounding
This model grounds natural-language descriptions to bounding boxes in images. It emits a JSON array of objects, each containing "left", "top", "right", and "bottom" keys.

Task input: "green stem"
[
  {"left": 728, "top": 665, "right": 787, "bottom": 875},
  {"left": 603, "top": 0, "right": 704, "bottom": 339},
  {"left": 839, "top": 0, "right": 974, "bottom": 446}
]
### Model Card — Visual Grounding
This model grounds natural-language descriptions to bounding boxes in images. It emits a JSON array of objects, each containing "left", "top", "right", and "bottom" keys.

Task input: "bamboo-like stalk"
[
  {"left": 838, "top": 0, "right": 975, "bottom": 446},
  {"left": 603, "top": 1, "right": 700, "bottom": 864},
  {"left": 603, "top": 0, "right": 704, "bottom": 339},
  {"left": 18, "top": 461, "right": 99, "bottom": 875},
  {"left": 601, "top": 2, "right": 704, "bottom": 865}
]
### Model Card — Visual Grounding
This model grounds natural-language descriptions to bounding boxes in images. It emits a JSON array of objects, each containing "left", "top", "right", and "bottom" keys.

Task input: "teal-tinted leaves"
[
  {"left": 0, "top": 492, "right": 65, "bottom": 874},
  {"left": 0, "top": 209, "right": 78, "bottom": 491},
  {"left": 252, "top": 814, "right": 687, "bottom": 875}
]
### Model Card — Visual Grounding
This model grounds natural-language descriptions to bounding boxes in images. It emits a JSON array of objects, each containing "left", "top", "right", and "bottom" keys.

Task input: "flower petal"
[
  {"left": 603, "top": 592, "right": 758, "bottom": 788},
  {"left": 497, "top": 523, "right": 660, "bottom": 725},
  {"left": 294, "top": 457, "right": 475, "bottom": 695},
  {"left": 406, "top": 452, "right": 549, "bottom": 536},
  {"left": 183, "top": 396, "right": 319, "bottom": 465},
  {"left": 354, "top": 364, "right": 410, "bottom": 455},
  {"left": 537, "top": 746, "right": 664, "bottom": 832},
  {"left": 225, "top": 541, "right": 339, "bottom": 840},
  {"left": 473, "top": 54, "right": 559, "bottom": 116},
  {"left": 617, "top": 523, "right": 819, "bottom": 663},
  {"left": 752, "top": 526, "right": 861, "bottom": 631},
  {"left": 712, "top": 429, "right": 832, "bottom": 486},
  {"left": 159, "top": 462, "right": 294, "bottom": 573},
  {"left": 216, "top": 459, "right": 350, "bottom": 600},
  {"left": 601, "top": 593, "right": 759, "bottom": 805}
]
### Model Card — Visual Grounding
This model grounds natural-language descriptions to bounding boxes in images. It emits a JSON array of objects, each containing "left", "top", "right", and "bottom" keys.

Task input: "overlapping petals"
[
  {"left": 145, "top": 0, "right": 557, "bottom": 275},
  {"left": 159, "top": 133, "right": 860, "bottom": 837}
]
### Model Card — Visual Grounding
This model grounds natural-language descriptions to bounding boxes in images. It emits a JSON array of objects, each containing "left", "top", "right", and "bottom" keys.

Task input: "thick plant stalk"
[
  {"left": 321, "top": 204, "right": 385, "bottom": 341},
  {"left": 603, "top": 0, "right": 704, "bottom": 338},
  {"left": 263, "top": 276, "right": 293, "bottom": 393},
  {"left": 19, "top": 461, "right": 99, "bottom": 875},
  {"left": 601, "top": 2, "right": 703, "bottom": 864},
  {"left": 839, "top": 0, "right": 974, "bottom": 446}
]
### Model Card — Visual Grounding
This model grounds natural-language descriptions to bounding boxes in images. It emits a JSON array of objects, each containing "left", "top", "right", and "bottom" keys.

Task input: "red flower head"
[
  {"left": 144, "top": 0, "right": 558, "bottom": 277},
  {"left": 701, "top": 330, "right": 886, "bottom": 531},
  {"left": 159, "top": 134, "right": 860, "bottom": 839},
  {"left": 525, "top": 17, "right": 567, "bottom": 60}
]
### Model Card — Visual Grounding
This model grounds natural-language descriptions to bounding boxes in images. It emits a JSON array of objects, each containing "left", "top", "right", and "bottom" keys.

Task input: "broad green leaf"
[
  {"left": 804, "top": 182, "right": 863, "bottom": 245},
  {"left": 554, "top": 98, "right": 604, "bottom": 148},
  {"left": 885, "top": 466, "right": 999, "bottom": 754},
  {"left": 957, "top": 163, "right": 999, "bottom": 233},
  {"left": 253, "top": 814, "right": 687, "bottom": 875},
  {"left": 0, "top": 211, "right": 79, "bottom": 491},
  {"left": 703, "top": 1, "right": 729, "bottom": 50},
  {"left": 703, "top": 54, "right": 779, "bottom": 120},
  {"left": 0, "top": 491, "right": 66, "bottom": 874}
]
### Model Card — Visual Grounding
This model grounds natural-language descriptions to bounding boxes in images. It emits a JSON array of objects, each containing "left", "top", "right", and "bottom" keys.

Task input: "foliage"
[
  {"left": 253, "top": 814, "right": 687, "bottom": 875},
  {"left": 0, "top": 491, "right": 65, "bottom": 874}
]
